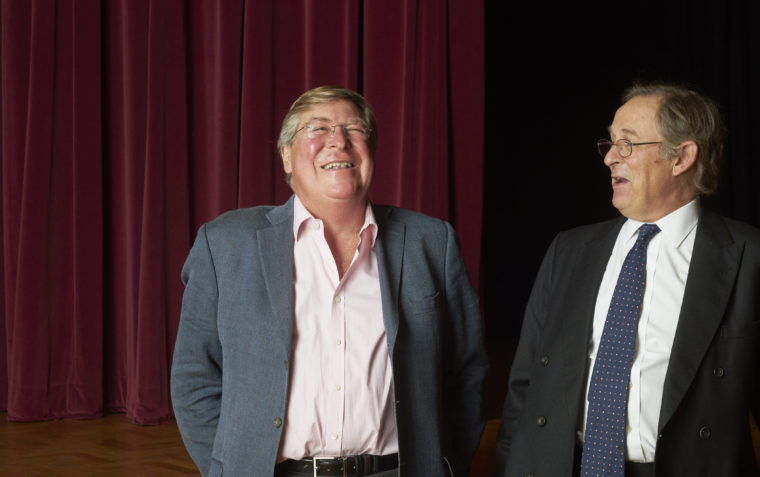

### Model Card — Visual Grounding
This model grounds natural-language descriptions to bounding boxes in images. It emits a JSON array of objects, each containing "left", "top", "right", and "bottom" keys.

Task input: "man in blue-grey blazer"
[{"left": 171, "top": 86, "right": 487, "bottom": 477}]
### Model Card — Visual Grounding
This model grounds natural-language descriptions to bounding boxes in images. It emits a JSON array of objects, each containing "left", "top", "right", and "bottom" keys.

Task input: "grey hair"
[{"left": 623, "top": 82, "right": 726, "bottom": 195}]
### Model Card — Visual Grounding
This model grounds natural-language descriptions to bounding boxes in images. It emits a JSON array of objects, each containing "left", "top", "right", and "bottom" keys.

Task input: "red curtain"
[{"left": 0, "top": 0, "right": 484, "bottom": 424}]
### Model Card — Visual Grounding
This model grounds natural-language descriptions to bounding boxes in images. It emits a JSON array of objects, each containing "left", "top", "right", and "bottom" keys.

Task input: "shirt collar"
[
  {"left": 621, "top": 199, "right": 700, "bottom": 248},
  {"left": 292, "top": 195, "right": 378, "bottom": 247}
]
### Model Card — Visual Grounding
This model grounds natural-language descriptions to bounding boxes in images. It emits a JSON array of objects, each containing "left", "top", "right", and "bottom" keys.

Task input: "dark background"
[{"left": 481, "top": 1, "right": 760, "bottom": 339}]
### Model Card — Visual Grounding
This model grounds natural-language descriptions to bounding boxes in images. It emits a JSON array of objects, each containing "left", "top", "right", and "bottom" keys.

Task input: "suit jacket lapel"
[
  {"left": 372, "top": 204, "right": 404, "bottom": 358},
  {"left": 658, "top": 210, "right": 743, "bottom": 430},
  {"left": 259, "top": 196, "right": 296, "bottom": 352},
  {"left": 562, "top": 218, "right": 624, "bottom": 419}
]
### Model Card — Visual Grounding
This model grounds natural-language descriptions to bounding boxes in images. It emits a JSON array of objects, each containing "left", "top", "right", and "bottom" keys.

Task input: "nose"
[
  {"left": 603, "top": 147, "right": 620, "bottom": 168},
  {"left": 326, "top": 125, "right": 349, "bottom": 148}
]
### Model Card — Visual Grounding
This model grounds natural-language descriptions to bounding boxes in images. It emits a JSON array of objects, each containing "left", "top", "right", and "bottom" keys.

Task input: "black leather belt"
[{"left": 276, "top": 454, "right": 399, "bottom": 476}]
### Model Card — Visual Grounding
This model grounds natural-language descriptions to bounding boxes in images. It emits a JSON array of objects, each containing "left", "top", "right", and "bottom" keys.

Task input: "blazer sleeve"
[
  {"left": 441, "top": 222, "right": 489, "bottom": 476},
  {"left": 494, "top": 234, "right": 558, "bottom": 476},
  {"left": 171, "top": 224, "right": 222, "bottom": 475}
]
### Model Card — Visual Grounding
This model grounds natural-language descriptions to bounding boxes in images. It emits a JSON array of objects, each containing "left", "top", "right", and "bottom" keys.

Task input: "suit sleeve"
[
  {"left": 171, "top": 224, "right": 222, "bottom": 475},
  {"left": 441, "top": 222, "right": 489, "bottom": 476},
  {"left": 494, "top": 235, "right": 558, "bottom": 476}
]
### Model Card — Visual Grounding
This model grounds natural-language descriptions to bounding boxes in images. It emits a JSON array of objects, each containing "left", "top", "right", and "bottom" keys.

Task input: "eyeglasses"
[
  {"left": 296, "top": 121, "right": 371, "bottom": 141},
  {"left": 597, "top": 138, "right": 662, "bottom": 158}
]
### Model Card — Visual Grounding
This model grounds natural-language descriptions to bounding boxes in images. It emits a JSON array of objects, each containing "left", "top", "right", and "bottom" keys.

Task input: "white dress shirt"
[{"left": 580, "top": 199, "right": 700, "bottom": 462}]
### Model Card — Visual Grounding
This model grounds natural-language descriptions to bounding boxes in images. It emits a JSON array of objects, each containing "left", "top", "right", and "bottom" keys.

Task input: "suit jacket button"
[
  {"left": 713, "top": 367, "right": 724, "bottom": 377},
  {"left": 698, "top": 426, "right": 711, "bottom": 439},
  {"left": 274, "top": 417, "right": 282, "bottom": 428},
  {"left": 539, "top": 355, "right": 549, "bottom": 367},
  {"left": 536, "top": 416, "right": 546, "bottom": 427}
]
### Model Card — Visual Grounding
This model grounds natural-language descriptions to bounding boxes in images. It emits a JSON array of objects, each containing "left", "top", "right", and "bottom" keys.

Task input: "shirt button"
[
  {"left": 274, "top": 417, "right": 282, "bottom": 428},
  {"left": 334, "top": 384, "right": 342, "bottom": 391},
  {"left": 336, "top": 339, "right": 342, "bottom": 346},
  {"left": 331, "top": 433, "right": 339, "bottom": 440},
  {"left": 334, "top": 296, "right": 342, "bottom": 304},
  {"left": 313, "top": 222, "right": 321, "bottom": 230}
]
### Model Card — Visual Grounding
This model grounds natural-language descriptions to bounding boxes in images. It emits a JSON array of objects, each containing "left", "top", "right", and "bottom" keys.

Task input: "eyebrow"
[{"left": 305, "top": 116, "right": 364, "bottom": 124}]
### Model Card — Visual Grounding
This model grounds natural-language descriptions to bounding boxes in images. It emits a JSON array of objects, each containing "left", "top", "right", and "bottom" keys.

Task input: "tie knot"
[{"left": 637, "top": 223, "right": 660, "bottom": 246}]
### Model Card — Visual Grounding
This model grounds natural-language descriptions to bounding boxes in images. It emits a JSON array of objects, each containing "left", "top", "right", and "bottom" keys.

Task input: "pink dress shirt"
[{"left": 277, "top": 197, "right": 399, "bottom": 461}]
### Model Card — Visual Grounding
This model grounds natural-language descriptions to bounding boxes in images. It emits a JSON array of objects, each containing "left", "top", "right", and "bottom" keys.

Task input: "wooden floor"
[
  {"left": 0, "top": 412, "right": 198, "bottom": 476},
  {"left": 0, "top": 412, "right": 500, "bottom": 476}
]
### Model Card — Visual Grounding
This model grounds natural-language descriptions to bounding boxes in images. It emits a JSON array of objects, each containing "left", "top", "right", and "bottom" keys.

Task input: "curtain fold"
[
  {"left": 2, "top": 0, "right": 105, "bottom": 420},
  {"left": 1, "top": 0, "right": 484, "bottom": 424}
]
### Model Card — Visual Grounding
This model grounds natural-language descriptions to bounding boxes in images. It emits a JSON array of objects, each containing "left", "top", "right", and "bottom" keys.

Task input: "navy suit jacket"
[
  {"left": 496, "top": 209, "right": 760, "bottom": 477},
  {"left": 171, "top": 196, "right": 487, "bottom": 477}
]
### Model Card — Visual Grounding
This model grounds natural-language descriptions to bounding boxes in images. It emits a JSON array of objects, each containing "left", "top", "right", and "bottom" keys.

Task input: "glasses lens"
[
  {"left": 305, "top": 124, "right": 330, "bottom": 138},
  {"left": 344, "top": 125, "right": 368, "bottom": 138},
  {"left": 597, "top": 140, "right": 612, "bottom": 157},
  {"left": 618, "top": 139, "right": 633, "bottom": 157}
]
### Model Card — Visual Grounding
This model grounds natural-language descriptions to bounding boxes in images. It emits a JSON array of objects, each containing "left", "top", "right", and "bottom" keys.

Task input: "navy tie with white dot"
[{"left": 580, "top": 223, "right": 660, "bottom": 476}]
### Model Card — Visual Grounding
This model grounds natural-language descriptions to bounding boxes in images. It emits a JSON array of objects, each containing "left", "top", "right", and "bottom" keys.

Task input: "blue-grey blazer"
[{"left": 171, "top": 196, "right": 487, "bottom": 477}]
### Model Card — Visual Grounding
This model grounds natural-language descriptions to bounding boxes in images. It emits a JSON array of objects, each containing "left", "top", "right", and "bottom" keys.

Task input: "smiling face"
[
  {"left": 281, "top": 100, "right": 374, "bottom": 213},
  {"left": 604, "top": 94, "right": 695, "bottom": 222}
]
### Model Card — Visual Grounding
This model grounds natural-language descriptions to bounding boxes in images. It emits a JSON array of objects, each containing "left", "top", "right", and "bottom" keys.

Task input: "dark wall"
[{"left": 481, "top": 1, "right": 760, "bottom": 338}]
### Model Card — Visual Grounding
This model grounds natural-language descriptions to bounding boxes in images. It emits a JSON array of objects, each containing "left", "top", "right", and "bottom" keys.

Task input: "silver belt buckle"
[{"left": 312, "top": 456, "right": 348, "bottom": 477}]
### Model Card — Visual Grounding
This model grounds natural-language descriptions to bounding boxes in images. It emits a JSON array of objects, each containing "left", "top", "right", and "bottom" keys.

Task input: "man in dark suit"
[
  {"left": 496, "top": 82, "right": 760, "bottom": 476},
  {"left": 171, "top": 86, "right": 487, "bottom": 477}
]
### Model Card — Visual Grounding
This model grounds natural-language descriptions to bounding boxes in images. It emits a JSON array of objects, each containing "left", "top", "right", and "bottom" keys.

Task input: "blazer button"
[
  {"left": 536, "top": 416, "right": 546, "bottom": 427},
  {"left": 539, "top": 355, "right": 549, "bottom": 367},
  {"left": 713, "top": 367, "right": 724, "bottom": 377},
  {"left": 274, "top": 417, "right": 282, "bottom": 428},
  {"left": 698, "top": 426, "right": 711, "bottom": 439}
]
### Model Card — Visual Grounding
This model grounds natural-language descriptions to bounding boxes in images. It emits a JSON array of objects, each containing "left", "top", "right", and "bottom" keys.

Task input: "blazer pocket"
[
  {"left": 720, "top": 320, "right": 760, "bottom": 339},
  {"left": 403, "top": 290, "right": 440, "bottom": 315}
]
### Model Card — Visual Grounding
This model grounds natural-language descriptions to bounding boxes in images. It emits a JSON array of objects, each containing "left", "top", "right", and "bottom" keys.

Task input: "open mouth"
[
  {"left": 321, "top": 162, "right": 355, "bottom": 170},
  {"left": 612, "top": 176, "right": 629, "bottom": 185}
]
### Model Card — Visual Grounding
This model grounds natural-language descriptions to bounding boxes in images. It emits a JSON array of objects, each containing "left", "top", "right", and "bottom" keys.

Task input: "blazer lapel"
[
  {"left": 372, "top": 204, "right": 404, "bottom": 357},
  {"left": 658, "top": 210, "right": 744, "bottom": 431},
  {"left": 258, "top": 197, "right": 296, "bottom": 352},
  {"left": 561, "top": 218, "right": 624, "bottom": 419}
]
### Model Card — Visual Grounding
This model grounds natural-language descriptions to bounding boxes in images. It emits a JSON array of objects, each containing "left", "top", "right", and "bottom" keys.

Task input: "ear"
[
  {"left": 671, "top": 140, "right": 698, "bottom": 177},
  {"left": 281, "top": 146, "right": 292, "bottom": 173}
]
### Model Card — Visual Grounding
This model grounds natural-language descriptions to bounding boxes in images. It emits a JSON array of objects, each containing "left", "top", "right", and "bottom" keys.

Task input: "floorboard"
[{"left": 0, "top": 413, "right": 198, "bottom": 476}]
